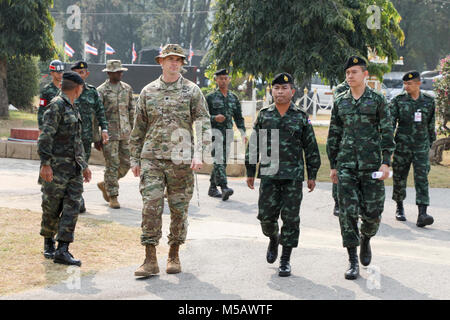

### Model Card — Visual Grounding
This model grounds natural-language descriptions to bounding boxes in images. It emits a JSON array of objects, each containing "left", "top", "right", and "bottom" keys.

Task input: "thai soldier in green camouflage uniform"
[
  {"left": 97, "top": 60, "right": 134, "bottom": 209},
  {"left": 38, "top": 60, "right": 64, "bottom": 130},
  {"left": 327, "top": 56, "right": 395, "bottom": 280},
  {"left": 390, "top": 71, "right": 436, "bottom": 227},
  {"left": 130, "top": 44, "right": 211, "bottom": 277},
  {"left": 206, "top": 68, "right": 247, "bottom": 201},
  {"left": 330, "top": 80, "right": 350, "bottom": 216},
  {"left": 71, "top": 61, "right": 109, "bottom": 213},
  {"left": 38, "top": 71, "right": 92, "bottom": 267},
  {"left": 246, "top": 73, "right": 321, "bottom": 277}
]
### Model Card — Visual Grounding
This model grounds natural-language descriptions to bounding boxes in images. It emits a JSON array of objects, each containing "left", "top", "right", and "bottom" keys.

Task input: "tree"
[
  {"left": 391, "top": 0, "right": 450, "bottom": 72},
  {"left": 430, "top": 55, "right": 450, "bottom": 165},
  {"left": 210, "top": 0, "right": 404, "bottom": 86},
  {"left": 7, "top": 56, "right": 40, "bottom": 111},
  {"left": 0, "top": 0, "right": 56, "bottom": 118}
]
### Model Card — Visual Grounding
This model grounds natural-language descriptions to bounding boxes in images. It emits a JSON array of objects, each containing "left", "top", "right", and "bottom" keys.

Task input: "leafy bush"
[{"left": 7, "top": 55, "right": 40, "bottom": 111}]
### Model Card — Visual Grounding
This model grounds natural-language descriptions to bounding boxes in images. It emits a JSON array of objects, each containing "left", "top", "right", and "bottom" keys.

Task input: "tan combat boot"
[
  {"left": 97, "top": 181, "right": 109, "bottom": 202},
  {"left": 109, "top": 196, "right": 120, "bottom": 209},
  {"left": 166, "top": 244, "right": 182, "bottom": 274},
  {"left": 134, "top": 245, "right": 159, "bottom": 277}
]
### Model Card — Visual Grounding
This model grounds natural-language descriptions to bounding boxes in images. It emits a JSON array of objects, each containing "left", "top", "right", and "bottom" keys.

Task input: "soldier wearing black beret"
[
  {"left": 390, "top": 70, "right": 436, "bottom": 227},
  {"left": 71, "top": 61, "right": 88, "bottom": 70},
  {"left": 38, "top": 70, "right": 92, "bottom": 266},
  {"left": 206, "top": 68, "right": 247, "bottom": 201}
]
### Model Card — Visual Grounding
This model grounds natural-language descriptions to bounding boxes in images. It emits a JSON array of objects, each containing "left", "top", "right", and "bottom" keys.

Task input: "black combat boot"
[
  {"left": 395, "top": 201, "right": 406, "bottom": 221},
  {"left": 266, "top": 234, "right": 280, "bottom": 264},
  {"left": 208, "top": 183, "right": 222, "bottom": 198},
  {"left": 359, "top": 235, "right": 372, "bottom": 266},
  {"left": 416, "top": 205, "right": 434, "bottom": 228},
  {"left": 278, "top": 246, "right": 292, "bottom": 277},
  {"left": 54, "top": 241, "right": 82, "bottom": 266},
  {"left": 220, "top": 184, "right": 234, "bottom": 201},
  {"left": 345, "top": 247, "right": 359, "bottom": 280},
  {"left": 43, "top": 238, "right": 56, "bottom": 259},
  {"left": 333, "top": 201, "right": 340, "bottom": 216}
]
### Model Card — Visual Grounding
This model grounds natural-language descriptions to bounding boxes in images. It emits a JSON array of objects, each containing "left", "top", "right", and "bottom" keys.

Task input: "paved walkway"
[{"left": 0, "top": 158, "right": 449, "bottom": 300}]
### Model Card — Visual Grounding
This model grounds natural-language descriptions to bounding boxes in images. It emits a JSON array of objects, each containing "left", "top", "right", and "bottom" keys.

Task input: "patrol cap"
[
  {"left": 344, "top": 55, "right": 367, "bottom": 71},
  {"left": 62, "top": 71, "right": 84, "bottom": 85},
  {"left": 155, "top": 44, "right": 187, "bottom": 65},
  {"left": 71, "top": 60, "right": 88, "bottom": 70},
  {"left": 102, "top": 60, "right": 128, "bottom": 72},
  {"left": 49, "top": 60, "right": 64, "bottom": 72},
  {"left": 272, "top": 72, "right": 294, "bottom": 86},
  {"left": 214, "top": 69, "right": 228, "bottom": 76},
  {"left": 403, "top": 70, "right": 420, "bottom": 81}
]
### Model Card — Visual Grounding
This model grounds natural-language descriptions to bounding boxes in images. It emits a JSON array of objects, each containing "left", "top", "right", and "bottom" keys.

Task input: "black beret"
[
  {"left": 272, "top": 72, "right": 294, "bottom": 85},
  {"left": 403, "top": 71, "right": 420, "bottom": 81},
  {"left": 214, "top": 68, "right": 228, "bottom": 76},
  {"left": 71, "top": 60, "right": 88, "bottom": 70},
  {"left": 62, "top": 71, "right": 84, "bottom": 85},
  {"left": 344, "top": 55, "right": 367, "bottom": 71}
]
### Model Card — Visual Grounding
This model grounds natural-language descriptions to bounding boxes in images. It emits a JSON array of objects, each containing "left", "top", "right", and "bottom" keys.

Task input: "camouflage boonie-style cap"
[
  {"left": 155, "top": 44, "right": 187, "bottom": 65},
  {"left": 102, "top": 60, "right": 128, "bottom": 72}
]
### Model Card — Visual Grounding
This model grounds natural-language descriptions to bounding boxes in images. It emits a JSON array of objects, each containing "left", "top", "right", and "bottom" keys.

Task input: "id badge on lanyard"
[{"left": 414, "top": 109, "right": 422, "bottom": 122}]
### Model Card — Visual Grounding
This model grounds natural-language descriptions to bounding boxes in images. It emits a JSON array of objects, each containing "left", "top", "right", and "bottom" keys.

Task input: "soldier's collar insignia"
[{"left": 353, "top": 58, "right": 358, "bottom": 63}]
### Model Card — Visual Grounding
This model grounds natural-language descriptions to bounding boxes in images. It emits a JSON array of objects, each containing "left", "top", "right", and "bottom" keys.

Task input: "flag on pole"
[
  {"left": 159, "top": 44, "right": 163, "bottom": 54},
  {"left": 132, "top": 43, "right": 137, "bottom": 64},
  {"left": 105, "top": 42, "right": 115, "bottom": 55},
  {"left": 188, "top": 43, "right": 194, "bottom": 63},
  {"left": 85, "top": 42, "right": 98, "bottom": 56},
  {"left": 64, "top": 42, "right": 75, "bottom": 57}
]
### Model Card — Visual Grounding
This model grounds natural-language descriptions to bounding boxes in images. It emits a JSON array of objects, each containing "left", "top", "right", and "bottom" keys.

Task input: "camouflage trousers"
[
  {"left": 338, "top": 168, "right": 384, "bottom": 248},
  {"left": 257, "top": 178, "right": 303, "bottom": 248},
  {"left": 102, "top": 139, "right": 130, "bottom": 197},
  {"left": 82, "top": 140, "right": 92, "bottom": 163},
  {"left": 139, "top": 158, "right": 194, "bottom": 246},
  {"left": 332, "top": 182, "right": 338, "bottom": 202},
  {"left": 210, "top": 136, "right": 232, "bottom": 186},
  {"left": 392, "top": 149, "right": 430, "bottom": 206},
  {"left": 40, "top": 162, "right": 83, "bottom": 243}
]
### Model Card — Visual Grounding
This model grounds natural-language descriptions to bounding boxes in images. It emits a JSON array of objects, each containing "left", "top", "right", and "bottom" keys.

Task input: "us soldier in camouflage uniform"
[
  {"left": 71, "top": 61, "right": 109, "bottom": 213},
  {"left": 130, "top": 44, "right": 211, "bottom": 277},
  {"left": 330, "top": 80, "right": 350, "bottom": 216},
  {"left": 96, "top": 60, "right": 134, "bottom": 209},
  {"left": 390, "top": 71, "right": 436, "bottom": 227},
  {"left": 38, "top": 71, "right": 92, "bottom": 266},
  {"left": 206, "top": 68, "right": 247, "bottom": 201},
  {"left": 327, "top": 56, "right": 395, "bottom": 280},
  {"left": 38, "top": 60, "right": 64, "bottom": 130},
  {"left": 246, "top": 73, "right": 321, "bottom": 277}
]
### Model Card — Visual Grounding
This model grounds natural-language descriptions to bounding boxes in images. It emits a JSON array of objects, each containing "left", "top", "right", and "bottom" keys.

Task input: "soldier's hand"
[
  {"left": 101, "top": 132, "right": 109, "bottom": 145},
  {"left": 190, "top": 158, "right": 203, "bottom": 171},
  {"left": 247, "top": 177, "right": 255, "bottom": 189},
  {"left": 378, "top": 164, "right": 390, "bottom": 180},
  {"left": 94, "top": 141, "right": 103, "bottom": 151},
  {"left": 132, "top": 165, "right": 140, "bottom": 177},
  {"left": 215, "top": 114, "right": 226, "bottom": 123},
  {"left": 83, "top": 168, "right": 92, "bottom": 183},
  {"left": 307, "top": 179, "right": 316, "bottom": 192},
  {"left": 330, "top": 169, "right": 338, "bottom": 184},
  {"left": 40, "top": 165, "right": 53, "bottom": 182}
]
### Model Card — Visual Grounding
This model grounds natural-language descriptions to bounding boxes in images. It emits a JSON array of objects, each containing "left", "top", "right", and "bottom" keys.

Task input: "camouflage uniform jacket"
[
  {"left": 205, "top": 89, "right": 246, "bottom": 136},
  {"left": 390, "top": 91, "right": 436, "bottom": 152},
  {"left": 38, "top": 92, "right": 87, "bottom": 171},
  {"left": 74, "top": 83, "right": 108, "bottom": 143},
  {"left": 245, "top": 102, "right": 321, "bottom": 181},
  {"left": 327, "top": 86, "right": 395, "bottom": 170},
  {"left": 130, "top": 75, "right": 211, "bottom": 166},
  {"left": 38, "top": 82, "right": 60, "bottom": 130},
  {"left": 97, "top": 80, "right": 134, "bottom": 141}
]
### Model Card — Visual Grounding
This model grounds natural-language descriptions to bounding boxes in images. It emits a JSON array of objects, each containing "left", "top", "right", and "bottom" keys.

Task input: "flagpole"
[
  {"left": 83, "top": 42, "right": 86, "bottom": 62},
  {"left": 63, "top": 41, "right": 66, "bottom": 64}
]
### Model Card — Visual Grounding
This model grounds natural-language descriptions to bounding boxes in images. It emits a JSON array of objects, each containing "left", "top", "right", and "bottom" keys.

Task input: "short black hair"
[{"left": 61, "top": 79, "right": 79, "bottom": 91}]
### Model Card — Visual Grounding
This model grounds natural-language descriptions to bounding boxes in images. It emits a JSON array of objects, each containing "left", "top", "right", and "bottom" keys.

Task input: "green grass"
[{"left": 0, "top": 110, "right": 38, "bottom": 138}]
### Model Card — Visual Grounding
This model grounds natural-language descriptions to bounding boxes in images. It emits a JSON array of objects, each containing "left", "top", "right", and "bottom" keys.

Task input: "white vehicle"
[
  {"left": 310, "top": 74, "right": 334, "bottom": 109},
  {"left": 382, "top": 72, "right": 404, "bottom": 101}
]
